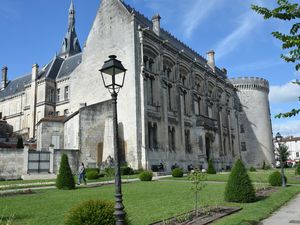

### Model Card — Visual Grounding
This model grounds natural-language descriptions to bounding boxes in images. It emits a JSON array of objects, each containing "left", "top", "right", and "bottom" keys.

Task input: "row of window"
[
  {"left": 148, "top": 122, "right": 192, "bottom": 153},
  {"left": 47, "top": 86, "right": 69, "bottom": 103},
  {"left": 47, "top": 109, "right": 69, "bottom": 116}
]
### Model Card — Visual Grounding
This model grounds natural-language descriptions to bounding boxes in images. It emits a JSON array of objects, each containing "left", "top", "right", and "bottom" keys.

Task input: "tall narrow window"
[
  {"left": 168, "top": 85, "right": 172, "bottom": 110},
  {"left": 148, "top": 122, "right": 158, "bottom": 150},
  {"left": 168, "top": 126, "right": 176, "bottom": 151},
  {"left": 149, "top": 78, "right": 154, "bottom": 105},
  {"left": 64, "top": 86, "right": 69, "bottom": 100},
  {"left": 183, "top": 92, "right": 187, "bottom": 114},
  {"left": 240, "top": 124, "right": 245, "bottom": 133},
  {"left": 185, "top": 129, "right": 191, "bottom": 153},
  {"left": 56, "top": 89, "right": 60, "bottom": 103},
  {"left": 241, "top": 142, "right": 247, "bottom": 151}
]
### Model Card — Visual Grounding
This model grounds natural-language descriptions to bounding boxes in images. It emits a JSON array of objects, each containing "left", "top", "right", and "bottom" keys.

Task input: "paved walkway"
[{"left": 259, "top": 193, "right": 300, "bottom": 225}]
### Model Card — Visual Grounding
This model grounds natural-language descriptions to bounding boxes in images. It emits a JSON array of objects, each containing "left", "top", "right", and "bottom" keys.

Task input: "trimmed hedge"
[
  {"left": 139, "top": 171, "right": 153, "bottom": 181},
  {"left": 86, "top": 171, "right": 99, "bottom": 180},
  {"left": 56, "top": 154, "right": 75, "bottom": 190},
  {"left": 63, "top": 199, "right": 130, "bottom": 225},
  {"left": 249, "top": 167, "right": 257, "bottom": 172},
  {"left": 16, "top": 137, "right": 24, "bottom": 148},
  {"left": 85, "top": 168, "right": 100, "bottom": 174},
  {"left": 225, "top": 159, "right": 255, "bottom": 203},
  {"left": 269, "top": 171, "right": 286, "bottom": 186},
  {"left": 172, "top": 168, "right": 183, "bottom": 177},
  {"left": 121, "top": 166, "right": 134, "bottom": 175},
  {"left": 207, "top": 160, "right": 216, "bottom": 174}
]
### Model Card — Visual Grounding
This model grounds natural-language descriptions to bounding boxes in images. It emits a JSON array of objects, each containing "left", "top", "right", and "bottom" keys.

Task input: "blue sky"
[{"left": 0, "top": 0, "right": 299, "bottom": 136}]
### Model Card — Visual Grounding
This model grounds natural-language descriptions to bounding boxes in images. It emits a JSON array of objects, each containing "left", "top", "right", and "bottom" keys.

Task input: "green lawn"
[
  {"left": 0, "top": 175, "right": 139, "bottom": 190},
  {"left": 0, "top": 180, "right": 299, "bottom": 225},
  {"left": 165, "top": 168, "right": 300, "bottom": 185}
]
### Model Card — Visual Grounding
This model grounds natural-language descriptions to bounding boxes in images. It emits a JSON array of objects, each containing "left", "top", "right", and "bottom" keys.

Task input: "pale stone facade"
[
  {"left": 231, "top": 77, "right": 275, "bottom": 168},
  {"left": 0, "top": 0, "right": 275, "bottom": 171}
]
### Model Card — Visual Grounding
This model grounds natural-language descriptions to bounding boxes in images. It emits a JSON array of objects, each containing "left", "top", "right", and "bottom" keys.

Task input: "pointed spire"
[
  {"left": 68, "top": 0, "right": 75, "bottom": 32},
  {"left": 58, "top": 0, "right": 81, "bottom": 59}
]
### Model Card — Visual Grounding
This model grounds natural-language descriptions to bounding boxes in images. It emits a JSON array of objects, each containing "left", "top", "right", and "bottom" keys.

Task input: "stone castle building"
[{"left": 0, "top": 0, "right": 275, "bottom": 171}]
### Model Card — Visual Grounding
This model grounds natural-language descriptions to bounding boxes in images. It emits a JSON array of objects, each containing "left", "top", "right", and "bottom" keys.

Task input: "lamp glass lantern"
[{"left": 99, "top": 55, "right": 127, "bottom": 94}]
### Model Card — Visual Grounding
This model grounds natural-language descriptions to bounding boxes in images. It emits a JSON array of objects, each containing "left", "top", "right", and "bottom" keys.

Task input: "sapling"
[{"left": 188, "top": 169, "right": 207, "bottom": 217}]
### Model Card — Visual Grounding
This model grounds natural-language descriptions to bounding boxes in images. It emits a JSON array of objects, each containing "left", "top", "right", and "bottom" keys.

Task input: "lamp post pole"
[
  {"left": 100, "top": 55, "right": 127, "bottom": 225},
  {"left": 111, "top": 91, "right": 126, "bottom": 224},
  {"left": 276, "top": 132, "right": 286, "bottom": 187}
]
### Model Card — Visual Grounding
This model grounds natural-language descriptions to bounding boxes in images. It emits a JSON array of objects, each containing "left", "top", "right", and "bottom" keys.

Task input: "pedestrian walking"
[{"left": 78, "top": 162, "right": 87, "bottom": 185}]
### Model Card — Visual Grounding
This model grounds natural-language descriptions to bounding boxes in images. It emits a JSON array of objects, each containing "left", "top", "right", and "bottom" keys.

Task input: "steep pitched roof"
[
  {"left": 121, "top": 2, "right": 227, "bottom": 79},
  {"left": 0, "top": 74, "right": 31, "bottom": 98},
  {"left": 56, "top": 53, "right": 82, "bottom": 80},
  {"left": 58, "top": 1, "right": 82, "bottom": 58}
]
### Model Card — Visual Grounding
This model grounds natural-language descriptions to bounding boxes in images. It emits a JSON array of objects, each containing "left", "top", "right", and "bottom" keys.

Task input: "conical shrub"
[
  {"left": 207, "top": 160, "right": 216, "bottom": 174},
  {"left": 56, "top": 154, "right": 75, "bottom": 190},
  {"left": 295, "top": 163, "right": 300, "bottom": 176},
  {"left": 225, "top": 159, "right": 255, "bottom": 203},
  {"left": 16, "top": 136, "right": 24, "bottom": 148}
]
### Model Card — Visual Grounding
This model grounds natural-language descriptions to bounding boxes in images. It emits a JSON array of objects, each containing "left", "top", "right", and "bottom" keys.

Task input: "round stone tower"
[{"left": 230, "top": 77, "right": 275, "bottom": 168}]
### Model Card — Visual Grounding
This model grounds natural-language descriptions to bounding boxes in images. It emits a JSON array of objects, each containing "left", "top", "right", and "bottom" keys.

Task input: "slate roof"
[
  {"left": 57, "top": 53, "right": 82, "bottom": 80},
  {"left": 0, "top": 74, "right": 31, "bottom": 98},
  {"left": 122, "top": 2, "right": 227, "bottom": 79},
  {"left": 0, "top": 53, "right": 82, "bottom": 100}
]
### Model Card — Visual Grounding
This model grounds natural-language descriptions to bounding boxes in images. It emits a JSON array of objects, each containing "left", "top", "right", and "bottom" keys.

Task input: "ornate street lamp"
[
  {"left": 275, "top": 132, "right": 286, "bottom": 187},
  {"left": 100, "top": 55, "right": 127, "bottom": 224}
]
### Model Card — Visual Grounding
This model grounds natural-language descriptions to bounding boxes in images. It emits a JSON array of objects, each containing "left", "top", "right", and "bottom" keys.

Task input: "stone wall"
[
  {"left": 53, "top": 149, "right": 79, "bottom": 174},
  {"left": 36, "top": 121, "right": 64, "bottom": 150},
  {"left": 79, "top": 101, "right": 113, "bottom": 167},
  {"left": 0, "top": 148, "right": 24, "bottom": 180}
]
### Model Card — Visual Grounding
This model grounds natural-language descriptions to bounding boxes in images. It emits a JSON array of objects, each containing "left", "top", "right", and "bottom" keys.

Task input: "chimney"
[
  {"left": 206, "top": 50, "right": 215, "bottom": 72},
  {"left": 32, "top": 64, "right": 39, "bottom": 81},
  {"left": 152, "top": 14, "right": 161, "bottom": 36},
  {"left": 1, "top": 66, "right": 8, "bottom": 90}
]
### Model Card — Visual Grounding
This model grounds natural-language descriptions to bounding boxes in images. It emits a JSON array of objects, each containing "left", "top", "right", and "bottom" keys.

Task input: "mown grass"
[
  {"left": 0, "top": 180, "right": 299, "bottom": 225},
  {"left": 165, "top": 168, "right": 300, "bottom": 185},
  {"left": 0, "top": 174, "right": 139, "bottom": 190}
]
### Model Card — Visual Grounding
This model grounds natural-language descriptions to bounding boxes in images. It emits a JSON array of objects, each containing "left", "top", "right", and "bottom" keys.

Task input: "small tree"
[
  {"left": 188, "top": 169, "right": 207, "bottom": 217},
  {"left": 225, "top": 159, "right": 255, "bottom": 203},
  {"left": 16, "top": 137, "right": 24, "bottom": 149},
  {"left": 275, "top": 144, "right": 290, "bottom": 187},
  {"left": 56, "top": 154, "right": 75, "bottom": 190},
  {"left": 207, "top": 160, "right": 216, "bottom": 174},
  {"left": 295, "top": 162, "right": 300, "bottom": 175}
]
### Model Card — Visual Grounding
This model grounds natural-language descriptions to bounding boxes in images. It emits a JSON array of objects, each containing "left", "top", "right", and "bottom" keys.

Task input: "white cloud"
[
  {"left": 214, "top": 12, "right": 261, "bottom": 59},
  {"left": 269, "top": 81, "right": 300, "bottom": 103},
  {"left": 273, "top": 120, "right": 300, "bottom": 137},
  {"left": 182, "top": 0, "right": 220, "bottom": 38}
]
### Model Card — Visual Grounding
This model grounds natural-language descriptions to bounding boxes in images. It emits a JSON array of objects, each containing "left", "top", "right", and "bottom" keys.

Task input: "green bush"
[
  {"left": 249, "top": 167, "right": 257, "bottom": 172},
  {"left": 295, "top": 163, "right": 300, "bottom": 175},
  {"left": 121, "top": 166, "right": 134, "bottom": 175},
  {"left": 16, "top": 137, "right": 24, "bottom": 148},
  {"left": 56, "top": 154, "right": 75, "bottom": 190},
  {"left": 269, "top": 171, "right": 286, "bottom": 186},
  {"left": 172, "top": 168, "right": 183, "bottom": 177},
  {"left": 85, "top": 168, "right": 100, "bottom": 174},
  {"left": 207, "top": 160, "right": 216, "bottom": 174},
  {"left": 104, "top": 168, "right": 115, "bottom": 177},
  {"left": 225, "top": 159, "right": 255, "bottom": 203},
  {"left": 139, "top": 171, "right": 153, "bottom": 181},
  {"left": 86, "top": 171, "right": 99, "bottom": 180},
  {"left": 63, "top": 199, "right": 130, "bottom": 225}
]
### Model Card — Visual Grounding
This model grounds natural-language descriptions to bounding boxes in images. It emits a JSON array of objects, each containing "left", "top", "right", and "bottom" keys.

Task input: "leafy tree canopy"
[{"left": 252, "top": 0, "right": 300, "bottom": 118}]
